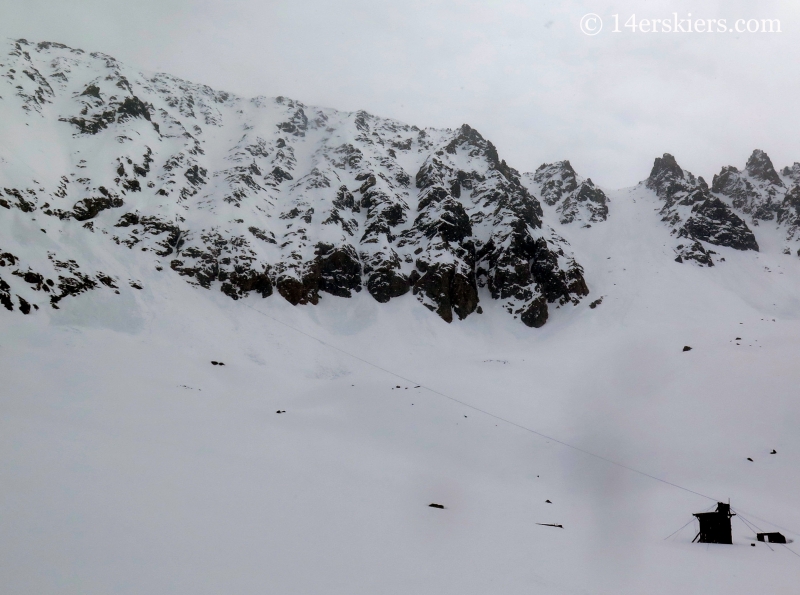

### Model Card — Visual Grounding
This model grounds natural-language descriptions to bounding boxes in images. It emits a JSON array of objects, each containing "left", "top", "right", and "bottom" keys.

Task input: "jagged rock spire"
[
  {"left": 745, "top": 149, "right": 783, "bottom": 186},
  {"left": 644, "top": 153, "right": 758, "bottom": 265},
  {"left": 525, "top": 161, "right": 609, "bottom": 225}
]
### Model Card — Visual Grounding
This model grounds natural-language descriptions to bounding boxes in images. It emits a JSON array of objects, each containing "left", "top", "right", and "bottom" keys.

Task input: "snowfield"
[{"left": 4, "top": 185, "right": 800, "bottom": 594}]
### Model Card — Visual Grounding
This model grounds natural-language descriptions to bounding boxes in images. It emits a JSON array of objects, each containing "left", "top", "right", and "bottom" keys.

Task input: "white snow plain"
[{"left": 3, "top": 185, "right": 800, "bottom": 594}]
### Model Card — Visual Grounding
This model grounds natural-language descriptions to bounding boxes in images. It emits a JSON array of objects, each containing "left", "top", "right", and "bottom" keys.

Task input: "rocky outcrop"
[
  {"left": 646, "top": 154, "right": 758, "bottom": 265},
  {"left": 0, "top": 247, "right": 118, "bottom": 312},
  {"left": 0, "top": 40, "right": 589, "bottom": 326},
  {"left": 777, "top": 184, "right": 800, "bottom": 255},
  {"left": 746, "top": 149, "right": 783, "bottom": 186},
  {"left": 711, "top": 151, "right": 800, "bottom": 255},
  {"left": 712, "top": 150, "right": 785, "bottom": 221},
  {"left": 525, "top": 161, "right": 609, "bottom": 225},
  {"left": 405, "top": 125, "right": 588, "bottom": 326},
  {"left": 782, "top": 163, "right": 800, "bottom": 186}
]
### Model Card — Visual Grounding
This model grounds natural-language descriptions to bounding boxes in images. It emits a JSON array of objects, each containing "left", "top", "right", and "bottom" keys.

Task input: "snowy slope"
[
  {"left": 0, "top": 38, "right": 587, "bottom": 328},
  {"left": 4, "top": 38, "right": 800, "bottom": 595},
  {"left": 4, "top": 207, "right": 800, "bottom": 594}
]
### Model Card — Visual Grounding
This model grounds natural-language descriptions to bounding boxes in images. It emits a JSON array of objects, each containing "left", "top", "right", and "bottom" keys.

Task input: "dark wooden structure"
[
  {"left": 693, "top": 502, "right": 734, "bottom": 544},
  {"left": 757, "top": 532, "right": 786, "bottom": 544}
]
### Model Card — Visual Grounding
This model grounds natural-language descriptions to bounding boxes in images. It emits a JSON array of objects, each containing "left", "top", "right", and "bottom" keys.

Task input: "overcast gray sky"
[{"left": 1, "top": 0, "right": 798, "bottom": 188}]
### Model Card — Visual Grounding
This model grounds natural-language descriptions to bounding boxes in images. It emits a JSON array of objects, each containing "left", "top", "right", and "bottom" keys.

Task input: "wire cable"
[
  {"left": 735, "top": 509, "right": 800, "bottom": 558},
  {"left": 246, "top": 303, "right": 798, "bottom": 543},
  {"left": 663, "top": 517, "right": 697, "bottom": 541},
  {"left": 736, "top": 514, "right": 774, "bottom": 551},
  {"left": 664, "top": 503, "right": 717, "bottom": 541}
]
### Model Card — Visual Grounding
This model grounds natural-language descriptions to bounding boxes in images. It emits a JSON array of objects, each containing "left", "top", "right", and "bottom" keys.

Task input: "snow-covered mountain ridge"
[
  {"left": 6, "top": 38, "right": 800, "bottom": 595},
  {"left": 1, "top": 38, "right": 799, "bottom": 327}
]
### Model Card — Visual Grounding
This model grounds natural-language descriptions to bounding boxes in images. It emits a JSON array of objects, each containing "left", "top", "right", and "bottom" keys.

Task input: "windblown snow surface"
[
  {"left": 4, "top": 183, "right": 800, "bottom": 595},
  {"left": 3, "top": 40, "right": 800, "bottom": 595}
]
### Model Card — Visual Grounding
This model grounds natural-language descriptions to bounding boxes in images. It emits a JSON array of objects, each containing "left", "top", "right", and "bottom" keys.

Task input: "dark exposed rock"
[
  {"left": 674, "top": 241, "right": 714, "bottom": 267},
  {"left": 223, "top": 268, "right": 273, "bottom": 299},
  {"left": 712, "top": 150, "right": 785, "bottom": 221},
  {"left": 3, "top": 188, "right": 36, "bottom": 212},
  {"left": 778, "top": 184, "right": 800, "bottom": 224},
  {"left": 774, "top": 184, "right": 800, "bottom": 253},
  {"left": 72, "top": 195, "right": 124, "bottom": 221},
  {"left": 115, "top": 213, "right": 183, "bottom": 257},
  {"left": 533, "top": 161, "right": 578, "bottom": 206},
  {"left": 17, "top": 296, "right": 31, "bottom": 314},
  {"left": 0, "top": 276, "right": 13, "bottom": 311},
  {"left": 0, "top": 40, "right": 593, "bottom": 327},
  {"left": 782, "top": 163, "right": 800, "bottom": 185},
  {"left": 415, "top": 186, "right": 472, "bottom": 243},
  {"left": 315, "top": 243, "right": 362, "bottom": 298},
  {"left": 50, "top": 272, "right": 98, "bottom": 306},
  {"left": 275, "top": 101, "right": 308, "bottom": 136},
  {"left": 366, "top": 266, "right": 410, "bottom": 303},
  {"left": 81, "top": 84, "right": 101, "bottom": 98},
  {"left": 276, "top": 273, "right": 319, "bottom": 305},
  {"left": 121, "top": 179, "right": 141, "bottom": 192},
  {"left": 116, "top": 95, "right": 151, "bottom": 122},
  {"left": 267, "top": 166, "right": 294, "bottom": 184},
  {"left": 531, "top": 235, "right": 589, "bottom": 302},
  {"left": 556, "top": 178, "right": 609, "bottom": 224},
  {"left": 647, "top": 153, "right": 686, "bottom": 194},
  {"left": 529, "top": 160, "right": 609, "bottom": 225},
  {"left": 248, "top": 226, "right": 276, "bottom": 244},
  {"left": 746, "top": 149, "right": 782, "bottom": 186},
  {"left": 646, "top": 153, "right": 758, "bottom": 264},
  {"left": 410, "top": 125, "right": 587, "bottom": 326},
  {"left": 0, "top": 252, "right": 18, "bottom": 267},
  {"left": 184, "top": 164, "right": 207, "bottom": 187},
  {"left": 62, "top": 94, "right": 152, "bottom": 134},
  {"left": 13, "top": 268, "right": 48, "bottom": 291},
  {"left": 412, "top": 261, "right": 478, "bottom": 323},
  {"left": 95, "top": 272, "right": 117, "bottom": 289},
  {"left": 681, "top": 197, "right": 758, "bottom": 251}
]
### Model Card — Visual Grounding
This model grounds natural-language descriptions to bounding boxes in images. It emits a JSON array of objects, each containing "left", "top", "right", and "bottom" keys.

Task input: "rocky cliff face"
[
  {"left": 523, "top": 161, "right": 609, "bottom": 226},
  {"left": 711, "top": 150, "right": 785, "bottom": 221},
  {"left": 0, "top": 39, "right": 588, "bottom": 327},
  {"left": 4, "top": 39, "right": 800, "bottom": 325},
  {"left": 645, "top": 153, "right": 758, "bottom": 265},
  {"left": 712, "top": 150, "right": 800, "bottom": 255}
]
